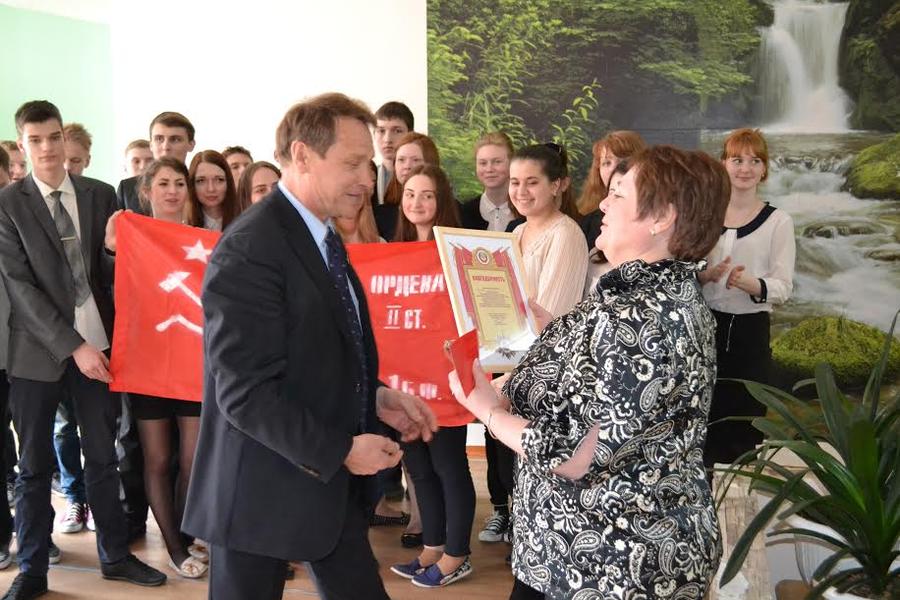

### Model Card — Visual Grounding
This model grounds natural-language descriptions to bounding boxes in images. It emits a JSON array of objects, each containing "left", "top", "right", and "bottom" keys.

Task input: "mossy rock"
[
  {"left": 772, "top": 316, "right": 900, "bottom": 387},
  {"left": 839, "top": 1, "right": 900, "bottom": 130},
  {"left": 845, "top": 133, "right": 900, "bottom": 200}
]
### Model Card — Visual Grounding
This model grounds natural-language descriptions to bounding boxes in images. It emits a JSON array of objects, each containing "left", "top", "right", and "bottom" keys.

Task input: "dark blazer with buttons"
[
  {"left": 458, "top": 195, "right": 489, "bottom": 231},
  {"left": 0, "top": 174, "right": 116, "bottom": 382},
  {"left": 183, "top": 188, "right": 380, "bottom": 562}
]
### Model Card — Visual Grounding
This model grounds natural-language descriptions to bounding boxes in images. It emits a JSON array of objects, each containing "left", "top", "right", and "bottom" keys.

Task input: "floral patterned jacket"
[{"left": 505, "top": 259, "right": 722, "bottom": 599}]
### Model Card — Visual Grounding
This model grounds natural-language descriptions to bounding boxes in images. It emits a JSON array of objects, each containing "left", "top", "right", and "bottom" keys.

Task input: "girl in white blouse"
[
  {"left": 509, "top": 144, "right": 588, "bottom": 318},
  {"left": 700, "top": 128, "right": 796, "bottom": 472}
]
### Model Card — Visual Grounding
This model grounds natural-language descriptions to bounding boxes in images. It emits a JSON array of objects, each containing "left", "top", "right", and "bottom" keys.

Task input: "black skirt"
[
  {"left": 130, "top": 393, "right": 201, "bottom": 420},
  {"left": 703, "top": 310, "right": 771, "bottom": 469}
]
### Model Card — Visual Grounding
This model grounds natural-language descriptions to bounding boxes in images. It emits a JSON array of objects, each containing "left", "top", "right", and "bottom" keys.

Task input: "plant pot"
[
  {"left": 787, "top": 515, "right": 898, "bottom": 600},
  {"left": 786, "top": 515, "right": 858, "bottom": 584},
  {"left": 822, "top": 587, "right": 872, "bottom": 600}
]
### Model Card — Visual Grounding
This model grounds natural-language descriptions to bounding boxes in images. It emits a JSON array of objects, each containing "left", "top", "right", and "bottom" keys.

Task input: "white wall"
[{"left": 109, "top": 0, "right": 427, "bottom": 172}]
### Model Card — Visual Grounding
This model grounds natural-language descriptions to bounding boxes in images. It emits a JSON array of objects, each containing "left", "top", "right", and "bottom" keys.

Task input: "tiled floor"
[{"left": 0, "top": 456, "right": 516, "bottom": 599}]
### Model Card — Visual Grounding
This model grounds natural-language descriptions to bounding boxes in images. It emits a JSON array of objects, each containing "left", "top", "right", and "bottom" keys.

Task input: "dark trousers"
[
  {"left": 10, "top": 361, "right": 129, "bottom": 575},
  {"left": 3, "top": 417, "right": 15, "bottom": 486},
  {"left": 208, "top": 478, "right": 389, "bottom": 600},
  {"left": 510, "top": 578, "right": 547, "bottom": 599},
  {"left": 484, "top": 430, "right": 509, "bottom": 509},
  {"left": 116, "top": 393, "right": 148, "bottom": 529},
  {"left": 704, "top": 310, "right": 771, "bottom": 470},
  {"left": 402, "top": 425, "right": 475, "bottom": 556},
  {"left": 0, "top": 373, "right": 12, "bottom": 546}
]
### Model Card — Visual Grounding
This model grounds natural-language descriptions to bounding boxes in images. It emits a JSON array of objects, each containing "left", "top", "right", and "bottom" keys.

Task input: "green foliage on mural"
[{"left": 428, "top": 0, "right": 768, "bottom": 199}]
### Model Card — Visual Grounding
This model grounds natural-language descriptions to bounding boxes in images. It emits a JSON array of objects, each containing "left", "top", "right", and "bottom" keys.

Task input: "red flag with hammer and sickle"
[{"left": 109, "top": 212, "right": 220, "bottom": 402}]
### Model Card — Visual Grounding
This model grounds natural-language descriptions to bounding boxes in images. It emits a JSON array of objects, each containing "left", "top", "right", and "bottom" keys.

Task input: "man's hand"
[
  {"left": 343, "top": 433, "right": 402, "bottom": 475},
  {"left": 104, "top": 209, "right": 125, "bottom": 253},
  {"left": 72, "top": 342, "right": 111, "bottom": 382},
  {"left": 376, "top": 387, "right": 438, "bottom": 443}
]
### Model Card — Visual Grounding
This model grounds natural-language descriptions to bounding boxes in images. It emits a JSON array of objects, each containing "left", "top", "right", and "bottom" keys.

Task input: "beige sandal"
[
  {"left": 188, "top": 541, "right": 209, "bottom": 564},
  {"left": 169, "top": 555, "right": 208, "bottom": 579}
]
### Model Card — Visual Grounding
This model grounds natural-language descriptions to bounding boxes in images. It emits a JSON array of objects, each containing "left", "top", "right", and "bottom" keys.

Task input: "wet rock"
[
  {"left": 802, "top": 219, "right": 888, "bottom": 238},
  {"left": 865, "top": 248, "right": 900, "bottom": 262}
]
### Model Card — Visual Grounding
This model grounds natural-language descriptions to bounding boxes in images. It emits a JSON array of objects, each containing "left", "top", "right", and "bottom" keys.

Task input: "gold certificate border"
[{"left": 433, "top": 226, "right": 537, "bottom": 371}]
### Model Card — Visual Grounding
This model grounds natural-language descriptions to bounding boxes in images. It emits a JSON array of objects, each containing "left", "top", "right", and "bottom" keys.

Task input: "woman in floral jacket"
[{"left": 451, "top": 146, "right": 730, "bottom": 600}]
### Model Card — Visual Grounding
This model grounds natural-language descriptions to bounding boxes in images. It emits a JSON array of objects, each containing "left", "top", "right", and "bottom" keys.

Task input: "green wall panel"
[{"left": 0, "top": 5, "right": 114, "bottom": 183}]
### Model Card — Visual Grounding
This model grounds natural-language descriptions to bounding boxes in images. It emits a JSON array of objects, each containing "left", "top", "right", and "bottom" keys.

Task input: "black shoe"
[
  {"left": 284, "top": 564, "right": 295, "bottom": 581},
  {"left": 400, "top": 532, "right": 423, "bottom": 548},
  {"left": 2, "top": 573, "right": 48, "bottom": 600},
  {"left": 47, "top": 538, "right": 60, "bottom": 565},
  {"left": 100, "top": 554, "right": 166, "bottom": 587}
]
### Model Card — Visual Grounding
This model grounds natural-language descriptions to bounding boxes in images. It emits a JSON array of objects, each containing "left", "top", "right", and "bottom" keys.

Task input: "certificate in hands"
[{"left": 434, "top": 227, "right": 538, "bottom": 371}]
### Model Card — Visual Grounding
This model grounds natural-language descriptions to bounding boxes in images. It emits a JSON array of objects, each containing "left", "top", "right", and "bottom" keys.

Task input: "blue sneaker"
[
  {"left": 411, "top": 557, "right": 472, "bottom": 588},
  {"left": 390, "top": 557, "right": 426, "bottom": 579}
]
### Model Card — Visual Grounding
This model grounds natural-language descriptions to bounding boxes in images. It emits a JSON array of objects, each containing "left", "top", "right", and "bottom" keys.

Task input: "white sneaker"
[
  {"left": 477, "top": 509, "right": 509, "bottom": 543},
  {"left": 56, "top": 501, "right": 86, "bottom": 534}
]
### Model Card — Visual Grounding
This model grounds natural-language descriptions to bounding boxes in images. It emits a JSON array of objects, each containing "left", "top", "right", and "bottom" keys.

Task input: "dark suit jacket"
[
  {"left": 0, "top": 174, "right": 116, "bottom": 382},
  {"left": 183, "top": 189, "right": 380, "bottom": 561},
  {"left": 116, "top": 176, "right": 150, "bottom": 215},
  {"left": 459, "top": 195, "right": 489, "bottom": 230}
]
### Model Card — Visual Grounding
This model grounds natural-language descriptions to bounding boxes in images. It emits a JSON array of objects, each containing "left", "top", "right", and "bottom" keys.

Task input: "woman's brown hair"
[
  {"left": 576, "top": 130, "right": 646, "bottom": 215},
  {"left": 236, "top": 161, "right": 281, "bottom": 210},
  {"left": 393, "top": 164, "right": 460, "bottom": 242},
  {"left": 720, "top": 127, "right": 769, "bottom": 182},
  {"left": 384, "top": 133, "right": 441, "bottom": 206},
  {"left": 138, "top": 157, "right": 190, "bottom": 216},
  {"left": 187, "top": 150, "right": 241, "bottom": 229},
  {"left": 630, "top": 146, "right": 730, "bottom": 261}
]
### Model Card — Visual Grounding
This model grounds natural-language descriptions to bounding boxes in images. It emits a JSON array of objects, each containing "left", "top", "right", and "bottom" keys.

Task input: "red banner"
[
  {"left": 109, "top": 212, "right": 220, "bottom": 401},
  {"left": 348, "top": 241, "right": 474, "bottom": 427}
]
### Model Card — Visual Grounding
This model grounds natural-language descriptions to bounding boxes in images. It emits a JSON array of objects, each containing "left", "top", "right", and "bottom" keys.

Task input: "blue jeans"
[{"left": 53, "top": 392, "right": 86, "bottom": 504}]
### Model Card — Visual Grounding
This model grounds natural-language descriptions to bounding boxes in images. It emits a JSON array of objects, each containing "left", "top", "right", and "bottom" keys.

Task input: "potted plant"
[{"left": 717, "top": 312, "right": 900, "bottom": 599}]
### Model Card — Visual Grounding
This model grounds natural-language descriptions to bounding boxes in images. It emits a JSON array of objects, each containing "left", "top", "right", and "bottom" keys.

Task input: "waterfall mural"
[
  {"left": 428, "top": 0, "right": 899, "bottom": 381},
  {"left": 758, "top": 1, "right": 852, "bottom": 132}
]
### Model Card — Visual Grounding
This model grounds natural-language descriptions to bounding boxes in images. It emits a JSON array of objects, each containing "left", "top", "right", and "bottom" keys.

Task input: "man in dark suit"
[
  {"left": 115, "top": 111, "right": 195, "bottom": 213},
  {"left": 183, "top": 93, "right": 437, "bottom": 600},
  {"left": 0, "top": 101, "right": 166, "bottom": 600}
]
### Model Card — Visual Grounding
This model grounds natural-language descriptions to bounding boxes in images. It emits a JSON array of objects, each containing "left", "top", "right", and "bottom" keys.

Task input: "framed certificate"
[{"left": 433, "top": 226, "right": 538, "bottom": 371}]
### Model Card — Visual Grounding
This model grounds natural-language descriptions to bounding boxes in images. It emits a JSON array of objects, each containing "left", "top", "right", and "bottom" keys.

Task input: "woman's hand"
[
  {"left": 528, "top": 298, "right": 553, "bottom": 332},
  {"left": 698, "top": 256, "right": 731, "bottom": 284},
  {"left": 725, "top": 264, "right": 762, "bottom": 296},
  {"left": 104, "top": 209, "right": 126, "bottom": 253},
  {"left": 448, "top": 359, "right": 508, "bottom": 422}
]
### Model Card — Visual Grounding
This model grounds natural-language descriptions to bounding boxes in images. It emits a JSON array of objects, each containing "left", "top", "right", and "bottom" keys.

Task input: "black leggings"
[{"left": 402, "top": 425, "right": 475, "bottom": 556}]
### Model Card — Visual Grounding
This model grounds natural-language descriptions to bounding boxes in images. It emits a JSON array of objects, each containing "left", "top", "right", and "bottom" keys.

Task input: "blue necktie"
[{"left": 324, "top": 228, "right": 369, "bottom": 431}]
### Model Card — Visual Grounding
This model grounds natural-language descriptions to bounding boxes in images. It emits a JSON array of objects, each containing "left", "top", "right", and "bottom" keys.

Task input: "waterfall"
[{"left": 759, "top": 1, "right": 852, "bottom": 133}]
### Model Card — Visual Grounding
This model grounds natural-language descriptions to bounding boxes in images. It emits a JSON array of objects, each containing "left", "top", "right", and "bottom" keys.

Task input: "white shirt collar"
[
  {"left": 479, "top": 192, "right": 513, "bottom": 231},
  {"left": 32, "top": 171, "right": 75, "bottom": 199}
]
